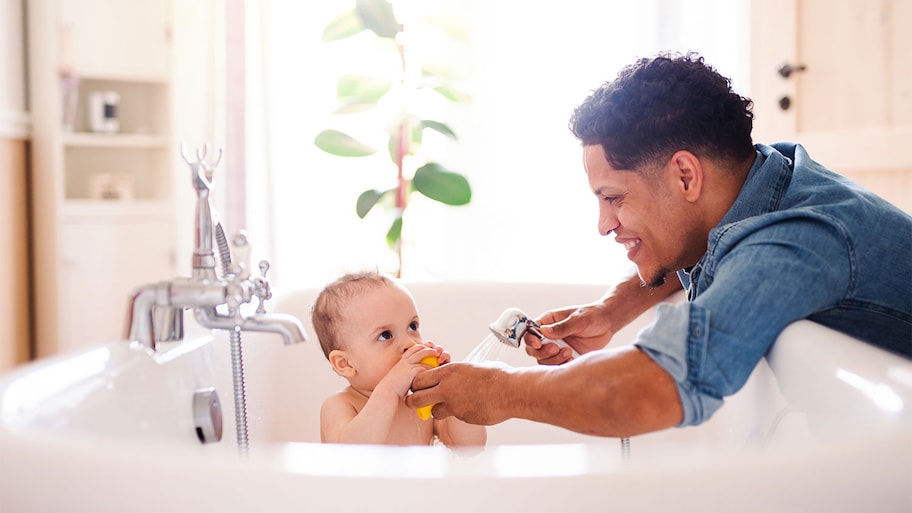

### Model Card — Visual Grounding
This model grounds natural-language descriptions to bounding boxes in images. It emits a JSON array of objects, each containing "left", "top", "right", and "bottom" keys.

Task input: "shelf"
[
  {"left": 30, "top": 0, "right": 178, "bottom": 356},
  {"left": 61, "top": 199, "right": 174, "bottom": 220},
  {"left": 72, "top": 73, "right": 169, "bottom": 85},
  {"left": 64, "top": 78, "right": 169, "bottom": 135},
  {"left": 63, "top": 132, "right": 169, "bottom": 148}
]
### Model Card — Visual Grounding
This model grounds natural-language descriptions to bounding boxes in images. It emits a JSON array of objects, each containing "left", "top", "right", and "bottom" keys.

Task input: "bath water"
[{"left": 463, "top": 332, "right": 510, "bottom": 363}]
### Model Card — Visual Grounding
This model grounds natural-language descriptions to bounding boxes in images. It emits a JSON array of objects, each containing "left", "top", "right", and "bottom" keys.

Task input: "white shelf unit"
[{"left": 28, "top": 0, "right": 177, "bottom": 356}]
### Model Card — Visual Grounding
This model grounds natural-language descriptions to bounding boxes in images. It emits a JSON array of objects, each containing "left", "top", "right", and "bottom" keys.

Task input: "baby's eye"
[
  {"left": 408, "top": 321, "right": 419, "bottom": 331},
  {"left": 378, "top": 330, "right": 393, "bottom": 341}
]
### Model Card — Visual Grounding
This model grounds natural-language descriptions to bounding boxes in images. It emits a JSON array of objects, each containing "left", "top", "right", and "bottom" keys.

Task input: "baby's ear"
[{"left": 328, "top": 350, "right": 355, "bottom": 378}]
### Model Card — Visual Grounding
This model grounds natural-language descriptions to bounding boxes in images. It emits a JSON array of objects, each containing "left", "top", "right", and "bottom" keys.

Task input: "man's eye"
[
  {"left": 378, "top": 330, "right": 392, "bottom": 341},
  {"left": 603, "top": 195, "right": 620, "bottom": 204}
]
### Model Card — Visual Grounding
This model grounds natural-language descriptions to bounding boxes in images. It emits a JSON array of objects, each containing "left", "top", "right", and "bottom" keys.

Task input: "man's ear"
[
  {"left": 329, "top": 349, "right": 355, "bottom": 378},
  {"left": 671, "top": 150, "right": 703, "bottom": 202}
]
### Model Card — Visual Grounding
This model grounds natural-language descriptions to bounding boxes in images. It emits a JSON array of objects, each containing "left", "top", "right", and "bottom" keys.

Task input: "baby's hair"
[{"left": 311, "top": 270, "right": 396, "bottom": 359}]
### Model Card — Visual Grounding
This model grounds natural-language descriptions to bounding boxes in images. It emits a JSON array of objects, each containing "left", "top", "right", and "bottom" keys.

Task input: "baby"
[{"left": 312, "top": 271, "right": 486, "bottom": 447}]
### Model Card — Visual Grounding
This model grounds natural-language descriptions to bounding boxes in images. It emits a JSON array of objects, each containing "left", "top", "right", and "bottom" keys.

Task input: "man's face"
[{"left": 583, "top": 145, "right": 703, "bottom": 287}]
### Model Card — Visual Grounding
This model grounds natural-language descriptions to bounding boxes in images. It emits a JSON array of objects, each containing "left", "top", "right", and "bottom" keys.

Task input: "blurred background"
[{"left": 1, "top": 0, "right": 908, "bottom": 365}]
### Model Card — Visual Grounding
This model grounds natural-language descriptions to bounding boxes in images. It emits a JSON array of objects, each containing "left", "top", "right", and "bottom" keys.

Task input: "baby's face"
[{"left": 338, "top": 283, "right": 423, "bottom": 389}]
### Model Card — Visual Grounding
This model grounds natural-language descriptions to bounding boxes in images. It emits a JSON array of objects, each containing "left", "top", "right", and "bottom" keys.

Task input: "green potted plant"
[{"left": 314, "top": 0, "right": 472, "bottom": 277}]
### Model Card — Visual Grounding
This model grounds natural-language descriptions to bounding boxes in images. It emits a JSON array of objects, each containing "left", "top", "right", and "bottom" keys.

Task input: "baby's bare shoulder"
[{"left": 321, "top": 387, "right": 362, "bottom": 414}]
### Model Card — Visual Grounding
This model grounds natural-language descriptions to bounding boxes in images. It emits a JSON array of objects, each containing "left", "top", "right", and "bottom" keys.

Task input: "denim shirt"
[{"left": 635, "top": 142, "right": 912, "bottom": 427}]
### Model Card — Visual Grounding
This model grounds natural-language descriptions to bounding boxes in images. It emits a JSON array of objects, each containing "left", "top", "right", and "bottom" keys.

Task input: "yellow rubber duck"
[{"left": 415, "top": 346, "right": 439, "bottom": 420}]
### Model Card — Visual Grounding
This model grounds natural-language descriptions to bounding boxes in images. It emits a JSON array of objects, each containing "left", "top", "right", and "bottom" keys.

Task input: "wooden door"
[{"left": 750, "top": 0, "right": 912, "bottom": 212}]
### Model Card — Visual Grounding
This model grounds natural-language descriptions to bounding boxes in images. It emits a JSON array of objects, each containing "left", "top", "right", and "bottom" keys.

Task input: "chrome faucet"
[
  {"left": 126, "top": 145, "right": 306, "bottom": 455},
  {"left": 126, "top": 144, "right": 307, "bottom": 350}
]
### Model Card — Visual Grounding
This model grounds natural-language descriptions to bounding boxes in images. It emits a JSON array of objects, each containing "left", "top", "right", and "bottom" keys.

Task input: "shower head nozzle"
[{"left": 488, "top": 307, "right": 542, "bottom": 348}]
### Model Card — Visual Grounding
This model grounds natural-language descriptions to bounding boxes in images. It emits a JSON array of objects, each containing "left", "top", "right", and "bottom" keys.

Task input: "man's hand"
[
  {"left": 524, "top": 273, "right": 683, "bottom": 365},
  {"left": 407, "top": 361, "right": 515, "bottom": 426},
  {"left": 525, "top": 302, "right": 617, "bottom": 364}
]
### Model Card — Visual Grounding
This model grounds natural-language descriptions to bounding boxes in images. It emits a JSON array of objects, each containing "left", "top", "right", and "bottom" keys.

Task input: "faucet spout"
[
  {"left": 194, "top": 307, "right": 307, "bottom": 345},
  {"left": 240, "top": 313, "right": 308, "bottom": 345}
]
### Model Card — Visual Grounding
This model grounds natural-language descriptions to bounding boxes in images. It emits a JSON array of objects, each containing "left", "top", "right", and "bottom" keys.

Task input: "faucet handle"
[
  {"left": 254, "top": 259, "right": 272, "bottom": 314},
  {"left": 231, "top": 231, "right": 252, "bottom": 279}
]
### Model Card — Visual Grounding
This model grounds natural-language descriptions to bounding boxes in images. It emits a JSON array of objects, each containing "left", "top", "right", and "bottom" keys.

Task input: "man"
[{"left": 406, "top": 52, "right": 912, "bottom": 436}]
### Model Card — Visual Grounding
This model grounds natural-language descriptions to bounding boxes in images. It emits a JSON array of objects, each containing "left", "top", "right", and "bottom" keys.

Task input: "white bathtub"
[{"left": 1, "top": 281, "right": 910, "bottom": 512}]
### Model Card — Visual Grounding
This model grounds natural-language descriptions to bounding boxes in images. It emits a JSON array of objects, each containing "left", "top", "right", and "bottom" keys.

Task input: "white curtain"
[{"left": 242, "top": 0, "right": 750, "bottom": 291}]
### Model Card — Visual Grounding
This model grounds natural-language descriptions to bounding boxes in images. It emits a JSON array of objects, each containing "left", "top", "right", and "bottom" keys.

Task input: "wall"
[
  {"left": 253, "top": 0, "right": 752, "bottom": 291},
  {"left": 0, "top": 0, "right": 32, "bottom": 371}
]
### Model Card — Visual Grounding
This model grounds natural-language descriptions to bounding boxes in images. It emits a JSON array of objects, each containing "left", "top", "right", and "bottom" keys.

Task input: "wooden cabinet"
[
  {"left": 59, "top": 0, "right": 171, "bottom": 81},
  {"left": 28, "top": 0, "right": 176, "bottom": 356},
  {"left": 60, "top": 213, "right": 174, "bottom": 348}
]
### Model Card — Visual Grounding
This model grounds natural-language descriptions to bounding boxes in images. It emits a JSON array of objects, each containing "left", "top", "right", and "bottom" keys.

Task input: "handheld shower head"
[
  {"left": 488, "top": 307, "right": 579, "bottom": 357},
  {"left": 488, "top": 307, "right": 541, "bottom": 348}
]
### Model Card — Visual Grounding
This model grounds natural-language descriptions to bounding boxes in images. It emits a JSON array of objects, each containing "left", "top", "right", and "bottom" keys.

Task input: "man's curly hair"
[{"left": 569, "top": 52, "right": 755, "bottom": 172}]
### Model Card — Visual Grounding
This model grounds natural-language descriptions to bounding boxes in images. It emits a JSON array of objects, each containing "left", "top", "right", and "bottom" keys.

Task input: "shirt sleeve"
[
  {"left": 636, "top": 301, "right": 724, "bottom": 426},
  {"left": 636, "top": 214, "right": 851, "bottom": 426}
]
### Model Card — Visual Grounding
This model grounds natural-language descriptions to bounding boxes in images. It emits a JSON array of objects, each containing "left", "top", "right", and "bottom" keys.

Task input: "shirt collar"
[{"left": 717, "top": 143, "right": 797, "bottom": 227}]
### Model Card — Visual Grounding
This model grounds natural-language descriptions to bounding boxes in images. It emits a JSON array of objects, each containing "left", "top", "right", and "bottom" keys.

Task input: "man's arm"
[{"left": 408, "top": 345, "right": 683, "bottom": 437}]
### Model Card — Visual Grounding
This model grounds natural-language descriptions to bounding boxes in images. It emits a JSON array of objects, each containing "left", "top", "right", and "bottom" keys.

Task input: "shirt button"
[{"left": 693, "top": 326, "right": 702, "bottom": 337}]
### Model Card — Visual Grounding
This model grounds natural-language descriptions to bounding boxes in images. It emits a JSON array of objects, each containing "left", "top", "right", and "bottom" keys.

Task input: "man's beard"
[{"left": 639, "top": 267, "right": 672, "bottom": 288}]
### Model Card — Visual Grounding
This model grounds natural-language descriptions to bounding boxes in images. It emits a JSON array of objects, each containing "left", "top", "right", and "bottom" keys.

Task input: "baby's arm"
[
  {"left": 320, "top": 344, "right": 436, "bottom": 444},
  {"left": 320, "top": 387, "right": 398, "bottom": 444},
  {"left": 435, "top": 416, "right": 487, "bottom": 449}
]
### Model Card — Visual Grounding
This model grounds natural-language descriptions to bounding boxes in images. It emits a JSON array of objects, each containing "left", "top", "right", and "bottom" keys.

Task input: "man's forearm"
[
  {"left": 599, "top": 272, "right": 682, "bottom": 333},
  {"left": 512, "top": 345, "right": 683, "bottom": 437}
]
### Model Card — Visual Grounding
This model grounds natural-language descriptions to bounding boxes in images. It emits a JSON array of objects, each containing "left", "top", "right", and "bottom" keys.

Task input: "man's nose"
[{"left": 599, "top": 207, "right": 619, "bottom": 236}]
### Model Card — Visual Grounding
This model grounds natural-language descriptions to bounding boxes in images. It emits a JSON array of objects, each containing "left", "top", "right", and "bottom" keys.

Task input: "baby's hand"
[
  {"left": 376, "top": 344, "right": 439, "bottom": 399},
  {"left": 421, "top": 340, "right": 451, "bottom": 365}
]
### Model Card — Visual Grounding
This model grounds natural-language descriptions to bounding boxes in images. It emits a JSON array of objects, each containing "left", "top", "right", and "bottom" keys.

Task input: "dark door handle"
[{"left": 778, "top": 63, "right": 808, "bottom": 78}]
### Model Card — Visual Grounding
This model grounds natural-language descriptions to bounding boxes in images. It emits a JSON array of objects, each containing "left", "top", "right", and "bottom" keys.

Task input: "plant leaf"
[
  {"left": 410, "top": 124, "right": 424, "bottom": 145},
  {"left": 337, "top": 75, "right": 392, "bottom": 102},
  {"left": 355, "top": 0, "right": 401, "bottom": 39},
  {"left": 386, "top": 136, "right": 398, "bottom": 165},
  {"left": 321, "top": 10, "right": 366, "bottom": 41},
  {"left": 413, "top": 162, "right": 471, "bottom": 205},
  {"left": 421, "top": 119, "right": 457, "bottom": 140},
  {"left": 314, "top": 129, "right": 376, "bottom": 157},
  {"left": 356, "top": 189, "right": 384, "bottom": 218},
  {"left": 386, "top": 214, "right": 402, "bottom": 248}
]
